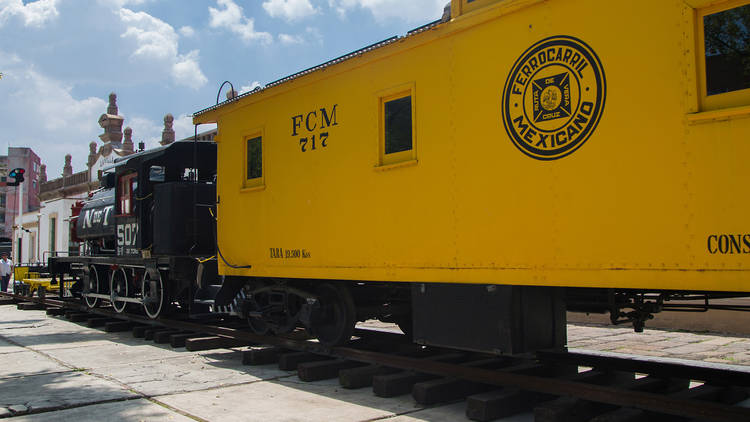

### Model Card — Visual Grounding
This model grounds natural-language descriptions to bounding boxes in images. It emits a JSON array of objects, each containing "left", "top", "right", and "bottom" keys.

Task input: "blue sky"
[{"left": 0, "top": 0, "right": 447, "bottom": 177}]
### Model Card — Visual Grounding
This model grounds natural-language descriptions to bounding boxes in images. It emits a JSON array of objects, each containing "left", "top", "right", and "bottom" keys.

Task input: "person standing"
[{"left": 0, "top": 253, "right": 12, "bottom": 293}]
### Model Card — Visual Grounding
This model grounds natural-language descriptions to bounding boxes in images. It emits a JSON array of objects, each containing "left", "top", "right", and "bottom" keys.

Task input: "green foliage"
[
  {"left": 704, "top": 4, "right": 750, "bottom": 56},
  {"left": 704, "top": 4, "right": 750, "bottom": 94}
]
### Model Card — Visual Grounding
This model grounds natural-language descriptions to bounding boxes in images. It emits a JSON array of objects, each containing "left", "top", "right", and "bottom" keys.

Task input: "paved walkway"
[
  {"left": 568, "top": 323, "right": 750, "bottom": 366},
  {"left": 0, "top": 304, "right": 748, "bottom": 421}
]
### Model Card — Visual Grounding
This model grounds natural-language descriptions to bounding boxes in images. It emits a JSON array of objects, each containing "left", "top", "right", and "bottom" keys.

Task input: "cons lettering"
[{"left": 707, "top": 234, "right": 750, "bottom": 254}]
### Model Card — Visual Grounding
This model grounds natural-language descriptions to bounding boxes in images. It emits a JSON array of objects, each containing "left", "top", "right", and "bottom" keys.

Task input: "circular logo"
[{"left": 502, "top": 36, "right": 606, "bottom": 160}]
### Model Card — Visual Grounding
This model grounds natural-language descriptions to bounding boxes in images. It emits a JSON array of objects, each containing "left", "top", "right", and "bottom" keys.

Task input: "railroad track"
[{"left": 2, "top": 292, "right": 749, "bottom": 422}]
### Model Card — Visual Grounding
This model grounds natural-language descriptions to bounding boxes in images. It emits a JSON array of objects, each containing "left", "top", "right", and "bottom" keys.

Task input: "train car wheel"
[
  {"left": 84, "top": 265, "right": 101, "bottom": 309},
  {"left": 110, "top": 268, "right": 129, "bottom": 313},
  {"left": 245, "top": 296, "right": 270, "bottom": 335},
  {"left": 142, "top": 271, "right": 166, "bottom": 319},
  {"left": 311, "top": 283, "right": 355, "bottom": 347}
]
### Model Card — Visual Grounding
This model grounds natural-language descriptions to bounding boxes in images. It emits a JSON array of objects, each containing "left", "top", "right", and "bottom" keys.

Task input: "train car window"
[
  {"left": 183, "top": 168, "right": 198, "bottom": 181},
  {"left": 378, "top": 86, "right": 416, "bottom": 168},
  {"left": 698, "top": 0, "right": 750, "bottom": 111},
  {"left": 118, "top": 173, "right": 137, "bottom": 216},
  {"left": 247, "top": 136, "right": 262, "bottom": 180},
  {"left": 149, "top": 166, "right": 165, "bottom": 182},
  {"left": 384, "top": 96, "right": 413, "bottom": 154},
  {"left": 243, "top": 134, "right": 264, "bottom": 189},
  {"left": 704, "top": 4, "right": 750, "bottom": 95}
]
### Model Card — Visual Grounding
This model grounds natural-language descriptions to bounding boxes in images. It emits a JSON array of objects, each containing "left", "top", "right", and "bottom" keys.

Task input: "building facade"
[{"left": 2, "top": 147, "right": 41, "bottom": 244}]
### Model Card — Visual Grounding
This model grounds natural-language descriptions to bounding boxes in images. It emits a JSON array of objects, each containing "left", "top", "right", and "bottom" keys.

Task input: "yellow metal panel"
[{"left": 202, "top": 0, "right": 750, "bottom": 293}]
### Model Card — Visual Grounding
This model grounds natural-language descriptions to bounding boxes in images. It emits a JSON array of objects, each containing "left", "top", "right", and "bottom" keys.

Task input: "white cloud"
[
  {"left": 123, "top": 114, "right": 217, "bottom": 150},
  {"left": 0, "top": 54, "right": 106, "bottom": 176},
  {"left": 119, "top": 9, "right": 177, "bottom": 60},
  {"left": 125, "top": 116, "right": 162, "bottom": 149},
  {"left": 173, "top": 114, "right": 216, "bottom": 141},
  {"left": 239, "top": 81, "right": 261, "bottom": 93},
  {"left": 328, "top": 0, "right": 445, "bottom": 23},
  {"left": 279, "top": 33, "right": 303, "bottom": 45},
  {"left": 262, "top": 0, "right": 317, "bottom": 22},
  {"left": 118, "top": 8, "right": 207, "bottom": 88},
  {"left": 97, "top": 0, "right": 149, "bottom": 7},
  {"left": 209, "top": 0, "right": 272, "bottom": 44},
  {"left": 278, "top": 27, "right": 322, "bottom": 46},
  {"left": 179, "top": 25, "right": 195, "bottom": 37},
  {"left": 0, "top": 0, "right": 59, "bottom": 28},
  {"left": 172, "top": 50, "right": 208, "bottom": 87}
]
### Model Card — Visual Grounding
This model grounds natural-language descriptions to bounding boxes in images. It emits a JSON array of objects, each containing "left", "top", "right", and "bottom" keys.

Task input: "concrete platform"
[
  {"left": 9, "top": 399, "right": 195, "bottom": 422},
  {"left": 0, "top": 306, "right": 748, "bottom": 421}
]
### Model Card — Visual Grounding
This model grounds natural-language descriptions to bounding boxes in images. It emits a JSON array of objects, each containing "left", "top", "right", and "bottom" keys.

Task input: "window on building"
[
  {"left": 119, "top": 173, "right": 138, "bottom": 215},
  {"left": 699, "top": 1, "right": 750, "bottom": 110},
  {"left": 0, "top": 194, "right": 5, "bottom": 208}
]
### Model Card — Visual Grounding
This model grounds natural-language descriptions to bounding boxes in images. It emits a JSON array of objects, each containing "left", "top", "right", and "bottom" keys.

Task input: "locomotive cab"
[{"left": 106, "top": 141, "right": 217, "bottom": 258}]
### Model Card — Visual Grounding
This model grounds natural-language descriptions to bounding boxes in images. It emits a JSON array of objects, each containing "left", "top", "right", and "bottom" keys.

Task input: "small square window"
[
  {"left": 385, "top": 96, "right": 413, "bottom": 154},
  {"left": 247, "top": 136, "right": 262, "bottom": 180},
  {"left": 243, "top": 133, "right": 264, "bottom": 190},
  {"left": 378, "top": 85, "right": 416, "bottom": 168}
]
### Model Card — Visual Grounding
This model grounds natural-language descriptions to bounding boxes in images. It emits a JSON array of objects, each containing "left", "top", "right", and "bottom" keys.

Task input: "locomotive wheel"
[
  {"left": 84, "top": 265, "right": 101, "bottom": 309},
  {"left": 142, "top": 271, "right": 167, "bottom": 319},
  {"left": 310, "top": 283, "right": 355, "bottom": 347},
  {"left": 110, "top": 268, "right": 129, "bottom": 313}
]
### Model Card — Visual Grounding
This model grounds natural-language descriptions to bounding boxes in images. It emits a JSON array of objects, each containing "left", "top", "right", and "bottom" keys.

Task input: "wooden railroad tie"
[{"left": 184, "top": 336, "right": 249, "bottom": 352}]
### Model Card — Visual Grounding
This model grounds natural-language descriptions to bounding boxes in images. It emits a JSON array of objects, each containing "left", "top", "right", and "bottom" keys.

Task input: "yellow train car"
[{"left": 194, "top": 0, "right": 750, "bottom": 352}]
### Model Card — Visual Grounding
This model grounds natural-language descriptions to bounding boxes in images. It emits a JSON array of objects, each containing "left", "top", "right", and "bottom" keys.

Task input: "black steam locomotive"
[{"left": 50, "top": 141, "right": 220, "bottom": 318}]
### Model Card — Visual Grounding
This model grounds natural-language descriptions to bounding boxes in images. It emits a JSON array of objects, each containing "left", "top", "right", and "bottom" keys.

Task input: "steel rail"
[{"left": 3, "top": 291, "right": 749, "bottom": 421}]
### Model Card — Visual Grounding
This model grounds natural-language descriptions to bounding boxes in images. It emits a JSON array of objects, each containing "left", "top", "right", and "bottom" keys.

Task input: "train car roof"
[
  {"left": 103, "top": 140, "right": 215, "bottom": 172},
  {"left": 192, "top": 18, "right": 443, "bottom": 121}
]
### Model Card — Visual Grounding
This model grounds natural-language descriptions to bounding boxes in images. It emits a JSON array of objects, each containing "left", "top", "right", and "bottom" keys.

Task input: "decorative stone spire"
[
  {"left": 107, "top": 92, "right": 118, "bottom": 115},
  {"left": 161, "top": 113, "right": 175, "bottom": 146},
  {"left": 88, "top": 141, "right": 97, "bottom": 168},
  {"left": 123, "top": 127, "right": 134, "bottom": 153},
  {"left": 39, "top": 164, "right": 47, "bottom": 184},
  {"left": 98, "top": 92, "right": 124, "bottom": 145},
  {"left": 63, "top": 154, "right": 73, "bottom": 177}
]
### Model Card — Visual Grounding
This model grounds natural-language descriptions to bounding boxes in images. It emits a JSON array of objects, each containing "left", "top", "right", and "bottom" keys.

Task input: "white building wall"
[
  {"left": 90, "top": 153, "right": 117, "bottom": 182},
  {"left": 38, "top": 197, "right": 80, "bottom": 261},
  {"left": 14, "top": 211, "right": 40, "bottom": 265}
]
